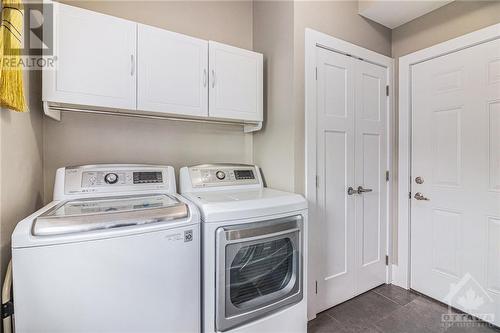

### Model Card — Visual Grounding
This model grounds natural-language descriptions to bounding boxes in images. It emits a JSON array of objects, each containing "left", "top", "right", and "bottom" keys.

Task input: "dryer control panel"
[{"left": 184, "top": 164, "right": 261, "bottom": 189}]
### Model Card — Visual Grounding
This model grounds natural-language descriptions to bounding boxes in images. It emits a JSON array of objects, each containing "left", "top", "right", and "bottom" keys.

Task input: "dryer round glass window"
[
  {"left": 216, "top": 215, "right": 303, "bottom": 331},
  {"left": 229, "top": 238, "right": 294, "bottom": 306}
]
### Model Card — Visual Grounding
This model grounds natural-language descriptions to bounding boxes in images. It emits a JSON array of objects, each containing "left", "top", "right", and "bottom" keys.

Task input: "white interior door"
[
  {"left": 411, "top": 38, "right": 500, "bottom": 327},
  {"left": 137, "top": 25, "right": 208, "bottom": 117},
  {"left": 316, "top": 46, "right": 387, "bottom": 312}
]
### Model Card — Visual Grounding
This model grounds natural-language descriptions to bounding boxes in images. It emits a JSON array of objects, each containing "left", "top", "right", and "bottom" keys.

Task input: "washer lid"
[{"left": 33, "top": 194, "right": 188, "bottom": 236}]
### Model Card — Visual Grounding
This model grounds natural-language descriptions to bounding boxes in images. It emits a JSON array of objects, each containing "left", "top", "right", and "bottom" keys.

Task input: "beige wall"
[
  {"left": 0, "top": 70, "right": 44, "bottom": 281},
  {"left": 43, "top": 114, "right": 251, "bottom": 199},
  {"left": 43, "top": 0, "right": 254, "bottom": 201},
  {"left": 60, "top": 0, "right": 253, "bottom": 50},
  {"left": 390, "top": 0, "right": 500, "bottom": 261},
  {"left": 252, "top": 1, "right": 295, "bottom": 191},
  {"left": 293, "top": 1, "right": 392, "bottom": 195}
]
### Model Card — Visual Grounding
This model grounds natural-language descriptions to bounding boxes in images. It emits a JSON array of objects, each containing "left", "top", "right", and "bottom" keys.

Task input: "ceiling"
[{"left": 358, "top": 0, "right": 455, "bottom": 29}]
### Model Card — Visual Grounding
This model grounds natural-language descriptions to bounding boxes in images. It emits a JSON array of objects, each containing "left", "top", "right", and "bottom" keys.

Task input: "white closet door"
[
  {"left": 316, "top": 47, "right": 357, "bottom": 311},
  {"left": 43, "top": 2, "right": 136, "bottom": 110},
  {"left": 137, "top": 25, "right": 208, "bottom": 117},
  {"left": 411, "top": 38, "right": 500, "bottom": 327},
  {"left": 354, "top": 59, "right": 387, "bottom": 293},
  {"left": 315, "top": 47, "right": 387, "bottom": 312},
  {"left": 208, "top": 41, "right": 263, "bottom": 122}
]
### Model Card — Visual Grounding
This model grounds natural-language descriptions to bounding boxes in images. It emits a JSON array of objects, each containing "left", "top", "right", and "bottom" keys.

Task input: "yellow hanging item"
[{"left": 0, "top": 0, "right": 26, "bottom": 112}]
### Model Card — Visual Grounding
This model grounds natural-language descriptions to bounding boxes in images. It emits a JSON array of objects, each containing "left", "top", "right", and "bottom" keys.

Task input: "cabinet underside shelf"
[{"left": 42, "top": 102, "right": 262, "bottom": 133}]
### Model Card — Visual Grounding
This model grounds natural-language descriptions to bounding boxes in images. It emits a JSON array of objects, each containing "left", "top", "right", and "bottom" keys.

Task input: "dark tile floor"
[{"left": 308, "top": 284, "right": 500, "bottom": 333}]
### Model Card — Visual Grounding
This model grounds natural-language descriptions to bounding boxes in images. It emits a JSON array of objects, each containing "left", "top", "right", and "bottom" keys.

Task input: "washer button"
[{"left": 216, "top": 171, "right": 226, "bottom": 180}]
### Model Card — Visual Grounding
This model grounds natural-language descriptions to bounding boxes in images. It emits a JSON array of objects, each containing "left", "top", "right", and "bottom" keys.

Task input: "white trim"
[
  {"left": 396, "top": 23, "right": 500, "bottom": 290},
  {"left": 305, "top": 28, "right": 393, "bottom": 318}
]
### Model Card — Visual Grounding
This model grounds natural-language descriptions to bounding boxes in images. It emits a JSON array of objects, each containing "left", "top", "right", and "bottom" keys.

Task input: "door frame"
[
  {"left": 395, "top": 23, "right": 500, "bottom": 290},
  {"left": 305, "top": 28, "right": 394, "bottom": 319}
]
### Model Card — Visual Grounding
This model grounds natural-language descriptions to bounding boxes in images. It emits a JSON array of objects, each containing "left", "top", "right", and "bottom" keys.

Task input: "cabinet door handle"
[
  {"left": 203, "top": 69, "right": 207, "bottom": 87},
  {"left": 211, "top": 69, "right": 216, "bottom": 88},
  {"left": 130, "top": 54, "right": 135, "bottom": 76}
]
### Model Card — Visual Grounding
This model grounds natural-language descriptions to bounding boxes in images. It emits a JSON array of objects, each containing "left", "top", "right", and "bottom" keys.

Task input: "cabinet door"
[
  {"left": 208, "top": 41, "right": 263, "bottom": 122},
  {"left": 137, "top": 25, "right": 208, "bottom": 117},
  {"left": 43, "top": 3, "right": 136, "bottom": 110}
]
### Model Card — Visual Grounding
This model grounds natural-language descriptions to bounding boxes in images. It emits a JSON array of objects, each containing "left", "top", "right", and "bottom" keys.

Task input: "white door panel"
[
  {"left": 316, "top": 48, "right": 356, "bottom": 310},
  {"left": 412, "top": 38, "right": 500, "bottom": 327},
  {"left": 355, "top": 60, "right": 387, "bottom": 292},
  {"left": 43, "top": 3, "right": 136, "bottom": 110},
  {"left": 316, "top": 47, "right": 387, "bottom": 312},
  {"left": 137, "top": 25, "right": 208, "bottom": 117}
]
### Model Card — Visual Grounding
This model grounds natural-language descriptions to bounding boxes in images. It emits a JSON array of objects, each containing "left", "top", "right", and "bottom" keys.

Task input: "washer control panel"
[
  {"left": 63, "top": 165, "right": 170, "bottom": 196},
  {"left": 81, "top": 170, "right": 163, "bottom": 187},
  {"left": 188, "top": 165, "right": 260, "bottom": 188}
]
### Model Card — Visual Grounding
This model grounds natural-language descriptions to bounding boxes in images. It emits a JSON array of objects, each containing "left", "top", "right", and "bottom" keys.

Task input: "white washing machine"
[
  {"left": 12, "top": 164, "right": 200, "bottom": 333},
  {"left": 179, "top": 164, "right": 308, "bottom": 333}
]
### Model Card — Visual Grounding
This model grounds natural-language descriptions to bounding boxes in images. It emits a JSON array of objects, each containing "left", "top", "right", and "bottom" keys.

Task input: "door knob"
[
  {"left": 415, "top": 176, "right": 424, "bottom": 184},
  {"left": 357, "top": 186, "right": 373, "bottom": 194},
  {"left": 347, "top": 187, "right": 357, "bottom": 195},
  {"left": 414, "top": 192, "right": 430, "bottom": 201}
]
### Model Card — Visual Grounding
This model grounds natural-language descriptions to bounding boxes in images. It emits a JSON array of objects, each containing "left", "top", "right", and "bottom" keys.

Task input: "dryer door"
[{"left": 216, "top": 215, "right": 304, "bottom": 331}]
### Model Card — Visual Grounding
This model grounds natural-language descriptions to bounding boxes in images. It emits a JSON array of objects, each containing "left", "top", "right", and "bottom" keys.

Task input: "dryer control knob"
[
  {"left": 216, "top": 171, "right": 226, "bottom": 180},
  {"left": 104, "top": 173, "right": 119, "bottom": 184}
]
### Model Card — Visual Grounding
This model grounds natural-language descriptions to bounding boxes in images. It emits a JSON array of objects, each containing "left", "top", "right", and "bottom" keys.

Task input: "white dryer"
[
  {"left": 12, "top": 164, "right": 200, "bottom": 333},
  {"left": 179, "top": 164, "right": 308, "bottom": 333}
]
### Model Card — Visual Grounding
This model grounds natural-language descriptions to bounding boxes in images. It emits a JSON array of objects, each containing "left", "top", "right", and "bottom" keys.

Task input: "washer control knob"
[
  {"left": 104, "top": 173, "right": 118, "bottom": 184},
  {"left": 216, "top": 171, "right": 226, "bottom": 180}
]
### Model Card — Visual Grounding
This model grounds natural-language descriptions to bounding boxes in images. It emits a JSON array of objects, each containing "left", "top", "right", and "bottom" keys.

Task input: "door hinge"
[
  {"left": 385, "top": 255, "right": 389, "bottom": 266},
  {"left": 316, "top": 175, "right": 319, "bottom": 188},
  {"left": 386, "top": 170, "right": 390, "bottom": 182},
  {"left": 409, "top": 192, "right": 412, "bottom": 199},
  {"left": 1, "top": 301, "right": 13, "bottom": 319},
  {"left": 315, "top": 67, "right": 318, "bottom": 80},
  {"left": 386, "top": 85, "right": 389, "bottom": 96},
  {"left": 315, "top": 280, "right": 318, "bottom": 294}
]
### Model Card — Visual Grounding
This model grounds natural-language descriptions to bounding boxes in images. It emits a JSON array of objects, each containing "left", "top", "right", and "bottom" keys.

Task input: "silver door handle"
[
  {"left": 130, "top": 54, "right": 135, "bottom": 76},
  {"left": 203, "top": 69, "right": 207, "bottom": 87},
  {"left": 347, "top": 187, "right": 357, "bottom": 195},
  {"left": 211, "top": 69, "right": 216, "bottom": 88},
  {"left": 414, "top": 192, "right": 430, "bottom": 201},
  {"left": 357, "top": 186, "right": 373, "bottom": 194}
]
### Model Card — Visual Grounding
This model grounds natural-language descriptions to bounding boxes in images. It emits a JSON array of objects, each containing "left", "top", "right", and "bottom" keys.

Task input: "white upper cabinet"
[
  {"left": 42, "top": 3, "right": 263, "bottom": 131},
  {"left": 43, "top": 3, "right": 137, "bottom": 110},
  {"left": 208, "top": 41, "right": 263, "bottom": 122},
  {"left": 137, "top": 25, "right": 208, "bottom": 117}
]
